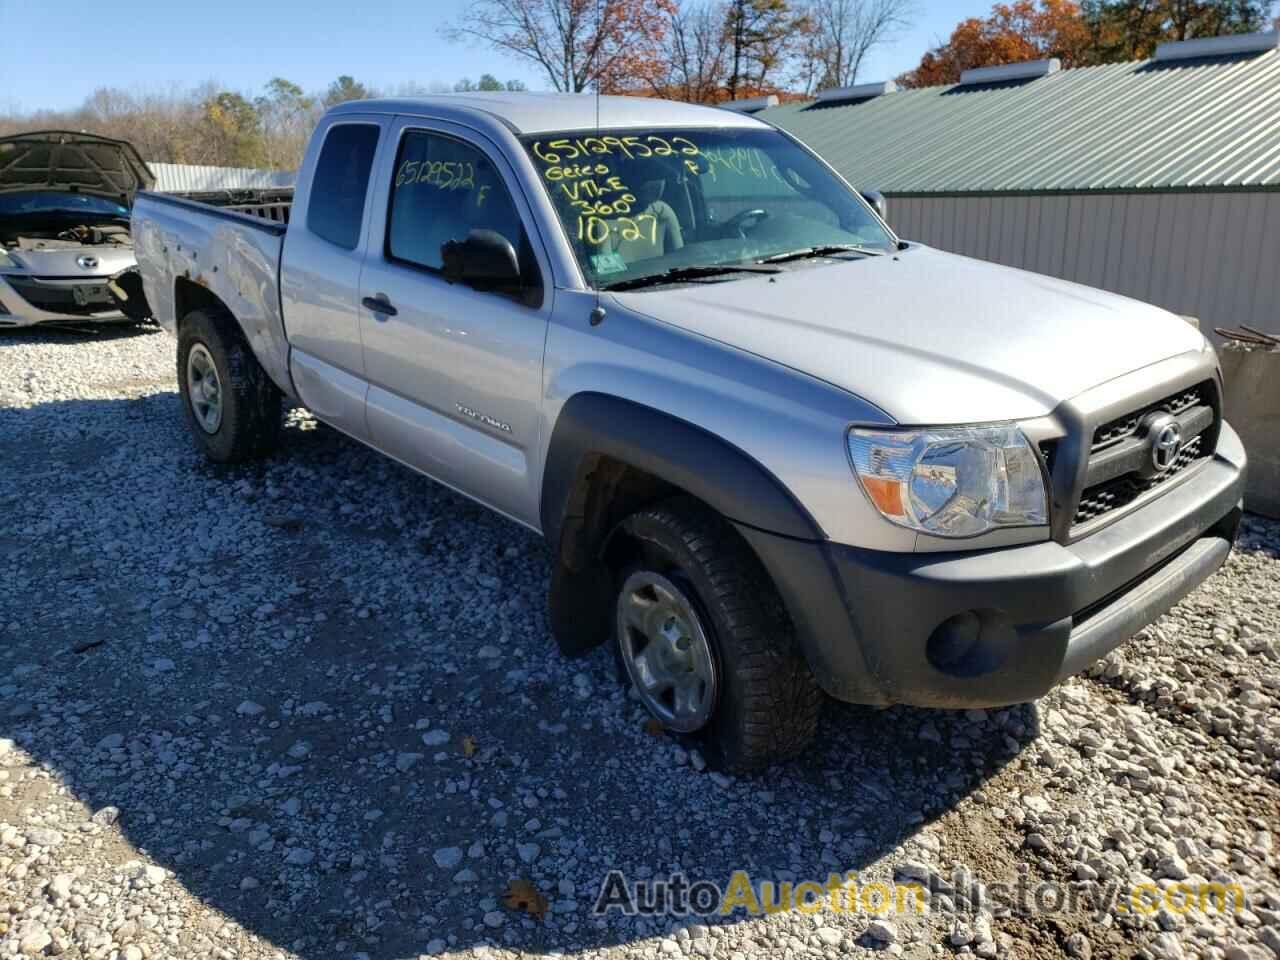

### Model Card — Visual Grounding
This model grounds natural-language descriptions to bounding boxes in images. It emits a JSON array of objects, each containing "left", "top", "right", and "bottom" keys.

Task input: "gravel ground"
[{"left": 1, "top": 325, "right": 1277, "bottom": 960}]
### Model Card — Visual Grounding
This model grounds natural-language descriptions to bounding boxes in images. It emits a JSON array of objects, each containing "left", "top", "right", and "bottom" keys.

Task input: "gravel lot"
[{"left": 1, "top": 325, "right": 1277, "bottom": 960}]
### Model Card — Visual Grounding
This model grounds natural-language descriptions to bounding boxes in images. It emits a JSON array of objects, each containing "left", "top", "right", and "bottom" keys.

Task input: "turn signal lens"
[{"left": 859, "top": 474, "right": 906, "bottom": 517}]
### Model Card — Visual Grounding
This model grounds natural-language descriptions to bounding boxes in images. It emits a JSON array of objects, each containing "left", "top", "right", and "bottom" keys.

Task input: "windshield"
[
  {"left": 523, "top": 126, "right": 894, "bottom": 289},
  {"left": 0, "top": 192, "right": 129, "bottom": 219}
]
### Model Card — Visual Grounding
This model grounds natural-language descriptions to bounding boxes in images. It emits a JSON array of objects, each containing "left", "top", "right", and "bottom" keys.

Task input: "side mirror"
[
  {"left": 861, "top": 190, "right": 887, "bottom": 221},
  {"left": 441, "top": 229, "right": 521, "bottom": 291}
]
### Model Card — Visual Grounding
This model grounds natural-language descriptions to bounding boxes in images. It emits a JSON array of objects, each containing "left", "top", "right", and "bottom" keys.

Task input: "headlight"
[
  {"left": 847, "top": 424, "right": 1048, "bottom": 537},
  {"left": 0, "top": 250, "right": 14, "bottom": 268}
]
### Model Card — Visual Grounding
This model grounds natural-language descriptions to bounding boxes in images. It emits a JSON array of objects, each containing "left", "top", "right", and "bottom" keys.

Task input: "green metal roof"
[{"left": 761, "top": 49, "right": 1280, "bottom": 194}]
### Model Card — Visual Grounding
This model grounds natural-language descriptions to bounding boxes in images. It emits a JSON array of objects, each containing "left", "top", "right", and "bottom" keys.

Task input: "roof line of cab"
[{"left": 324, "top": 94, "right": 771, "bottom": 137}]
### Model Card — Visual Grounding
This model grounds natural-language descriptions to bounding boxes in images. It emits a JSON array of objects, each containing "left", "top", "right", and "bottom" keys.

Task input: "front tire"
[
  {"left": 613, "top": 498, "right": 822, "bottom": 772},
  {"left": 177, "top": 308, "right": 281, "bottom": 463}
]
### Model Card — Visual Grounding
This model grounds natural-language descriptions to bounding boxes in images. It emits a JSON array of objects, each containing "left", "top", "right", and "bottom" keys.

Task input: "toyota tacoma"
[{"left": 130, "top": 94, "right": 1247, "bottom": 771}]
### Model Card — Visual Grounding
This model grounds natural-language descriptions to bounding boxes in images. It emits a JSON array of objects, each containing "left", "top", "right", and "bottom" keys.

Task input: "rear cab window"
[{"left": 307, "top": 123, "right": 380, "bottom": 249}]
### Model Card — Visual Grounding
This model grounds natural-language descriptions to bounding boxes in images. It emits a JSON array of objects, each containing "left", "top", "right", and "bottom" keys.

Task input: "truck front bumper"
[{"left": 737, "top": 423, "right": 1247, "bottom": 708}]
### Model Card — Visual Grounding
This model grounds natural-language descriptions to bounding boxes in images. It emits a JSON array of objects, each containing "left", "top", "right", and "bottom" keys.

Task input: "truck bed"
[
  {"left": 139, "top": 189, "right": 293, "bottom": 235},
  {"left": 169, "top": 187, "right": 293, "bottom": 226},
  {"left": 131, "top": 189, "right": 294, "bottom": 399}
]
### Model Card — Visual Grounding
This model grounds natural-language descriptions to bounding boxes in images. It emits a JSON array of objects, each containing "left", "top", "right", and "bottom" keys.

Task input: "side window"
[
  {"left": 386, "top": 131, "right": 531, "bottom": 279},
  {"left": 307, "top": 123, "right": 380, "bottom": 250}
]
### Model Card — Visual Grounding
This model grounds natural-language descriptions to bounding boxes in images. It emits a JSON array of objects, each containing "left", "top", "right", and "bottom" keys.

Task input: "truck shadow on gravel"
[
  {"left": 0, "top": 391, "right": 1041, "bottom": 959},
  {"left": 0, "top": 322, "right": 161, "bottom": 346}
]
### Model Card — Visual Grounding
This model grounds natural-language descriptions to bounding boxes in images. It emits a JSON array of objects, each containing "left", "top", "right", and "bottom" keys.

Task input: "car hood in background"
[
  {"left": 616, "top": 245, "right": 1208, "bottom": 425},
  {"left": 0, "top": 131, "right": 154, "bottom": 204}
]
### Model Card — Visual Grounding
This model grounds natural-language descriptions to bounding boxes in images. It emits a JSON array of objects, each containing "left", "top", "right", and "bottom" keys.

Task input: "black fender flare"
[{"left": 540, "top": 392, "right": 823, "bottom": 655}]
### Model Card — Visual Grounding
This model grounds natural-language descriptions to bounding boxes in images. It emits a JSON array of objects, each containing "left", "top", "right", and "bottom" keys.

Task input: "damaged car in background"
[{"left": 0, "top": 130, "right": 153, "bottom": 327}]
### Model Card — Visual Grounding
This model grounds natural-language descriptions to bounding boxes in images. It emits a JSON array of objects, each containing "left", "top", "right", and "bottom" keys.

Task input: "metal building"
[
  {"left": 146, "top": 162, "right": 295, "bottom": 193},
  {"left": 760, "top": 32, "right": 1280, "bottom": 340}
]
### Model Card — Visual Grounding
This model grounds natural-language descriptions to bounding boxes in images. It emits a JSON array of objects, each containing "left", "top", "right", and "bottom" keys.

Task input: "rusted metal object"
[{"left": 1215, "top": 325, "right": 1280, "bottom": 349}]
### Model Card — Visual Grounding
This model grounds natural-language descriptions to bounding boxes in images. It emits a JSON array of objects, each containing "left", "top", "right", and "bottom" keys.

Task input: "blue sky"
[{"left": 0, "top": 0, "right": 977, "bottom": 113}]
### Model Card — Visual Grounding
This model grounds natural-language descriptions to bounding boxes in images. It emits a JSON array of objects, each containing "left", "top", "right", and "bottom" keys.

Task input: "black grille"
[
  {"left": 1068, "top": 380, "right": 1218, "bottom": 533},
  {"left": 1091, "top": 385, "right": 1206, "bottom": 452},
  {"left": 1074, "top": 435, "right": 1203, "bottom": 525}
]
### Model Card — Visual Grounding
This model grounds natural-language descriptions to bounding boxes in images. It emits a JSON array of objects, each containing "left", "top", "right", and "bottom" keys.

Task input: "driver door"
[{"left": 357, "top": 119, "right": 553, "bottom": 528}]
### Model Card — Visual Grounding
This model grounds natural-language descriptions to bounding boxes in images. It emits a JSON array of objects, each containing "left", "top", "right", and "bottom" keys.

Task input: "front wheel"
[
  {"left": 613, "top": 498, "right": 822, "bottom": 772},
  {"left": 177, "top": 308, "right": 281, "bottom": 463}
]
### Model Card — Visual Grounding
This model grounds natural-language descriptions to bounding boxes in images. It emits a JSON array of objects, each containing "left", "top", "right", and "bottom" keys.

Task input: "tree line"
[
  {"left": 443, "top": 0, "right": 1274, "bottom": 97},
  {"left": 442, "top": 0, "right": 918, "bottom": 100},
  {"left": 0, "top": 74, "right": 525, "bottom": 171},
  {"left": 900, "top": 0, "right": 1275, "bottom": 87},
  {"left": 1, "top": 0, "right": 1273, "bottom": 172}
]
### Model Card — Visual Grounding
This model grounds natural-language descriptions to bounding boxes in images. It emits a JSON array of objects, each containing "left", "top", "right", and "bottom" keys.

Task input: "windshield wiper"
[
  {"left": 602, "top": 263, "right": 781, "bottom": 292},
  {"left": 757, "top": 244, "right": 885, "bottom": 264}
]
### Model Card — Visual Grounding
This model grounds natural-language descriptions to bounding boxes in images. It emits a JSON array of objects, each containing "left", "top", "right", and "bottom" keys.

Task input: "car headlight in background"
[
  {"left": 0, "top": 250, "right": 15, "bottom": 269},
  {"left": 847, "top": 424, "right": 1048, "bottom": 537}
]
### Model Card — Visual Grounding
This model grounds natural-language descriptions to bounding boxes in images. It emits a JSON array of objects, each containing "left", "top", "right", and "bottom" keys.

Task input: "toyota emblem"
[
  {"left": 1151, "top": 421, "right": 1182, "bottom": 473},
  {"left": 76, "top": 255, "right": 99, "bottom": 270}
]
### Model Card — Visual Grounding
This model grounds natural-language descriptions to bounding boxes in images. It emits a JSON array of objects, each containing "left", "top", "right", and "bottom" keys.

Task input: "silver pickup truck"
[{"left": 131, "top": 93, "right": 1247, "bottom": 771}]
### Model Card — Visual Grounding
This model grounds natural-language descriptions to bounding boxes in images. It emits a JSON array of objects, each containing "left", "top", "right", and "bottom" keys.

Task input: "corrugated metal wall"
[
  {"left": 147, "top": 162, "right": 296, "bottom": 193},
  {"left": 888, "top": 191, "right": 1280, "bottom": 340}
]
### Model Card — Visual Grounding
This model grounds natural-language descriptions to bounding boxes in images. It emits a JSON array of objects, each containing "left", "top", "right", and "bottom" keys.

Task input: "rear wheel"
[
  {"left": 613, "top": 498, "right": 822, "bottom": 772},
  {"left": 177, "top": 308, "right": 281, "bottom": 463}
]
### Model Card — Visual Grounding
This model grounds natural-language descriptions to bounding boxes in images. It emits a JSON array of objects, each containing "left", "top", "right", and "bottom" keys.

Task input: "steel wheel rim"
[
  {"left": 186, "top": 343, "right": 223, "bottom": 434},
  {"left": 617, "top": 571, "right": 718, "bottom": 733}
]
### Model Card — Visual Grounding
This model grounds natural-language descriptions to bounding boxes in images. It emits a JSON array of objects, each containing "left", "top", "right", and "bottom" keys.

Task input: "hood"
[
  {"left": 0, "top": 131, "right": 154, "bottom": 204},
  {"left": 1, "top": 245, "right": 137, "bottom": 278},
  {"left": 615, "top": 246, "right": 1207, "bottom": 424}
]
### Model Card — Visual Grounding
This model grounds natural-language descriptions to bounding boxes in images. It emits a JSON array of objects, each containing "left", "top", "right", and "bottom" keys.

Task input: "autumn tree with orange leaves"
[
  {"left": 900, "top": 0, "right": 1273, "bottom": 88},
  {"left": 441, "top": 0, "right": 678, "bottom": 93},
  {"left": 899, "top": 0, "right": 1091, "bottom": 87}
]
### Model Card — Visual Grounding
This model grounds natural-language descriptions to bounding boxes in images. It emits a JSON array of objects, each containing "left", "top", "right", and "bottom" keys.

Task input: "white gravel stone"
[
  {"left": 433, "top": 846, "right": 464, "bottom": 869},
  {"left": 815, "top": 927, "right": 843, "bottom": 946},
  {"left": 1065, "top": 934, "right": 1092, "bottom": 959},
  {"left": 18, "top": 925, "right": 52, "bottom": 956},
  {"left": 25, "top": 827, "right": 63, "bottom": 848},
  {"left": 949, "top": 919, "right": 974, "bottom": 946},
  {"left": 866, "top": 919, "right": 897, "bottom": 943},
  {"left": 395, "top": 751, "right": 423, "bottom": 771},
  {"left": 517, "top": 842, "right": 541, "bottom": 864},
  {"left": 1149, "top": 932, "right": 1186, "bottom": 960}
]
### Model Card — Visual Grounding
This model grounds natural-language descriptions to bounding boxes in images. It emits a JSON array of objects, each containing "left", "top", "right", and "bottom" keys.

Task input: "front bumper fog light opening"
[{"left": 927, "top": 609, "right": 1017, "bottom": 678}]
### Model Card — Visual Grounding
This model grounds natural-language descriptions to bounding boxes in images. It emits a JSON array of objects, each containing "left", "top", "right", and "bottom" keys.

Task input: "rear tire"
[
  {"left": 177, "top": 308, "right": 281, "bottom": 463},
  {"left": 613, "top": 497, "right": 822, "bottom": 772}
]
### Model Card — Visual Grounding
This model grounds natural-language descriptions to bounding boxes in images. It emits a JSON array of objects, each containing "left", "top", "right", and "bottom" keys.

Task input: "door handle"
[{"left": 362, "top": 295, "right": 398, "bottom": 318}]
